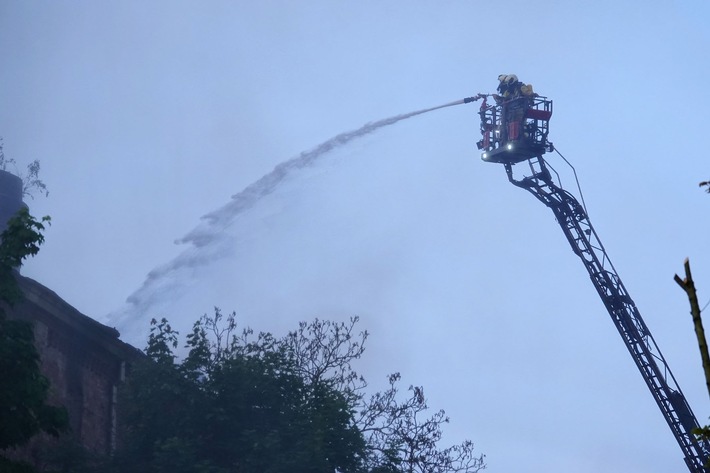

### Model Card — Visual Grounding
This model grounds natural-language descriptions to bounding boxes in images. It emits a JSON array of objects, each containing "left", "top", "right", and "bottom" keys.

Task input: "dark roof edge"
[{"left": 16, "top": 274, "right": 144, "bottom": 360}]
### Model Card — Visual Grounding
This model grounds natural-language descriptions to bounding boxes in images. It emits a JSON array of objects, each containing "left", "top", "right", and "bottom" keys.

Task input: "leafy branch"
[
  {"left": 358, "top": 373, "right": 485, "bottom": 473},
  {"left": 0, "top": 208, "right": 51, "bottom": 306},
  {"left": 0, "top": 139, "right": 48, "bottom": 199}
]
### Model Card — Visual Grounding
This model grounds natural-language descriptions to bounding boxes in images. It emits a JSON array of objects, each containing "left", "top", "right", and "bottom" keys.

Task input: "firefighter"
[
  {"left": 505, "top": 74, "right": 522, "bottom": 98},
  {"left": 495, "top": 74, "right": 524, "bottom": 102},
  {"left": 499, "top": 74, "right": 526, "bottom": 140}
]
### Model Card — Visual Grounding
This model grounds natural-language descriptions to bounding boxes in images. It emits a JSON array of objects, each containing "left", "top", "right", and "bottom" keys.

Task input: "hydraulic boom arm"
[{"left": 504, "top": 155, "right": 708, "bottom": 472}]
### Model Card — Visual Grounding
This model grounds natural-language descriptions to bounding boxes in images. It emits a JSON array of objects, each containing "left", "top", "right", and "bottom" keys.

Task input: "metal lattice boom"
[{"left": 503, "top": 156, "right": 708, "bottom": 472}]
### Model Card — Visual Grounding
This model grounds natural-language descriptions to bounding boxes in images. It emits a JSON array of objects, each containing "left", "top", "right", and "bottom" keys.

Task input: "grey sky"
[{"left": 2, "top": 1, "right": 710, "bottom": 472}]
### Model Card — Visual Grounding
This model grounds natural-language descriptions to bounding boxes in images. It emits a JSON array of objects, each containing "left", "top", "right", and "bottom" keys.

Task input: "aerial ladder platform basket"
[{"left": 478, "top": 95, "right": 553, "bottom": 164}]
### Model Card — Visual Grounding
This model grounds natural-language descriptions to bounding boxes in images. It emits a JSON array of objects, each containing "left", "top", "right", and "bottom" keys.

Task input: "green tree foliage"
[
  {"left": 116, "top": 312, "right": 365, "bottom": 473},
  {"left": 0, "top": 209, "right": 49, "bottom": 305},
  {"left": 0, "top": 209, "right": 68, "bottom": 471},
  {"left": 113, "top": 310, "right": 485, "bottom": 473}
]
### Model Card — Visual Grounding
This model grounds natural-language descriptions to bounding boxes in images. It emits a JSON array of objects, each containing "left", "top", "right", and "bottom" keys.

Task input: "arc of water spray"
[
  {"left": 114, "top": 95, "right": 484, "bottom": 325},
  {"left": 179, "top": 96, "right": 483, "bottom": 247}
]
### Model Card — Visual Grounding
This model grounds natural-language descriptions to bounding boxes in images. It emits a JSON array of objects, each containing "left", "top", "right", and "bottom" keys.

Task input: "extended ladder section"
[{"left": 504, "top": 156, "right": 709, "bottom": 473}]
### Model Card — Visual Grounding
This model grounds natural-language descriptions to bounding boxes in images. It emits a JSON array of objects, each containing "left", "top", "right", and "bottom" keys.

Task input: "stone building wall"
[{"left": 8, "top": 275, "right": 142, "bottom": 457}]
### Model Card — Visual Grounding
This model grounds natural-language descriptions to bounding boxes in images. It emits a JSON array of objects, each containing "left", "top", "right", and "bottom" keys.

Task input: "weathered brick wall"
[
  {"left": 32, "top": 316, "right": 119, "bottom": 453},
  {"left": 6, "top": 275, "right": 142, "bottom": 459}
]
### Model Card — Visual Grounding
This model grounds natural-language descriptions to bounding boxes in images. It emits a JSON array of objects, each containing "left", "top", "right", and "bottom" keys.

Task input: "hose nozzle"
[{"left": 463, "top": 93, "right": 487, "bottom": 104}]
